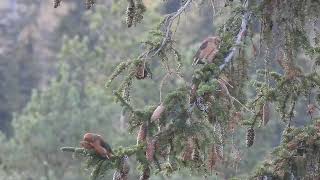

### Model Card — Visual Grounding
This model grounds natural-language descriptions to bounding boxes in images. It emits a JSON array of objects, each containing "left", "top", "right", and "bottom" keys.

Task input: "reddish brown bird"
[
  {"left": 80, "top": 133, "right": 113, "bottom": 159},
  {"left": 193, "top": 36, "right": 221, "bottom": 65}
]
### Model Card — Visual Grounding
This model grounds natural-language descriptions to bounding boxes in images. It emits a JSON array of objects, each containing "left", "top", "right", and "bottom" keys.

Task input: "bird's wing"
[
  {"left": 100, "top": 139, "right": 113, "bottom": 153},
  {"left": 193, "top": 40, "right": 209, "bottom": 65},
  {"left": 203, "top": 41, "right": 216, "bottom": 59},
  {"left": 90, "top": 141, "right": 108, "bottom": 158}
]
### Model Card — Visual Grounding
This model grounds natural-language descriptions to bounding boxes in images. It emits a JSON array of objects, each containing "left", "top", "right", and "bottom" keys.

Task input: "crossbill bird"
[
  {"left": 193, "top": 36, "right": 221, "bottom": 65},
  {"left": 80, "top": 133, "right": 113, "bottom": 159}
]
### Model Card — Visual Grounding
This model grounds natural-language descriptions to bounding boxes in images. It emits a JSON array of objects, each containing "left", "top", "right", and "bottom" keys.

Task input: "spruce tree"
[{"left": 56, "top": 0, "right": 320, "bottom": 179}]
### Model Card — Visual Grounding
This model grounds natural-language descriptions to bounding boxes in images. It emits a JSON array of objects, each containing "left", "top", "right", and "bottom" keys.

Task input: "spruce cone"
[
  {"left": 231, "top": 145, "right": 241, "bottom": 162},
  {"left": 146, "top": 139, "right": 156, "bottom": 161},
  {"left": 133, "top": 0, "right": 146, "bottom": 24},
  {"left": 207, "top": 145, "right": 217, "bottom": 171},
  {"left": 151, "top": 104, "right": 165, "bottom": 122},
  {"left": 135, "top": 63, "right": 148, "bottom": 79},
  {"left": 53, "top": 0, "right": 61, "bottom": 8},
  {"left": 214, "top": 122, "right": 224, "bottom": 160},
  {"left": 307, "top": 104, "right": 317, "bottom": 115},
  {"left": 246, "top": 127, "right": 255, "bottom": 147},
  {"left": 189, "top": 84, "right": 198, "bottom": 104},
  {"left": 120, "top": 156, "right": 130, "bottom": 179},
  {"left": 215, "top": 145, "right": 224, "bottom": 161},
  {"left": 139, "top": 167, "right": 150, "bottom": 180},
  {"left": 84, "top": 0, "right": 92, "bottom": 9},
  {"left": 191, "top": 138, "right": 200, "bottom": 161},
  {"left": 262, "top": 102, "right": 270, "bottom": 126},
  {"left": 181, "top": 137, "right": 193, "bottom": 161},
  {"left": 137, "top": 123, "right": 147, "bottom": 144},
  {"left": 126, "top": 0, "right": 135, "bottom": 28},
  {"left": 195, "top": 96, "right": 209, "bottom": 112},
  {"left": 113, "top": 171, "right": 122, "bottom": 180},
  {"left": 191, "top": 147, "right": 200, "bottom": 161}
]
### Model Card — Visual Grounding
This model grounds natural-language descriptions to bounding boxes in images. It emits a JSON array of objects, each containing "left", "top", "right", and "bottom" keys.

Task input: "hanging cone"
[
  {"left": 262, "top": 102, "right": 270, "bottom": 126},
  {"left": 190, "top": 84, "right": 198, "bottom": 104},
  {"left": 307, "top": 104, "right": 317, "bottom": 115},
  {"left": 53, "top": 0, "right": 61, "bottom": 8},
  {"left": 207, "top": 144, "right": 217, "bottom": 172},
  {"left": 246, "top": 127, "right": 255, "bottom": 147},
  {"left": 139, "top": 167, "right": 150, "bottom": 180},
  {"left": 146, "top": 139, "right": 156, "bottom": 161},
  {"left": 181, "top": 137, "right": 193, "bottom": 161},
  {"left": 85, "top": 0, "right": 95, "bottom": 9},
  {"left": 215, "top": 145, "right": 224, "bottom": 161},
  {"left": 135, "top": 63, "right": 148, "bottom": 79},
  {"left": 214, "top": 122, "right": 224, "bottom": 160},
  {"left": 191, "top": 147, "right": 200, "bottom": 162},
  {"left": 113, "top": 171, "right": 122, "bottom": 180},
  {"left": 191, "top": 137, "right": 200, "bottom": 162},
  {"left": 151, "top": 104, "right": 165, "bottom": 122},
  {"left": 230, "top": 145, "right": 242, "bottom": 163},
  {"left": 120, "top": 156, "right": 130, "bottom": 180},
  {"left": 137, "top": 123, "right": 147, "bottom": 144},
  {"left": 196, "top": 96, "right": 209, "bottom": 112},
  {"left": 126, "top": 0, "right": 135, "bottom": 28}
]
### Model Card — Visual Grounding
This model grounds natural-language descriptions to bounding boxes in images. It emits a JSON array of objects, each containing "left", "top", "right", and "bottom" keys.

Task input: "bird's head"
[{"left": 83, "top": 133, "right": 100, "bottom": 142}]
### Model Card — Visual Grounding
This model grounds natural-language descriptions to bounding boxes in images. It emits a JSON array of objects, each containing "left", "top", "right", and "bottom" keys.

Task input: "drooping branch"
[
  {"left": 151, "top": 0, "right": 193, "bottom": 57},
  {"left": 219, "top": 12, "right": 251, "bottom": 70}
]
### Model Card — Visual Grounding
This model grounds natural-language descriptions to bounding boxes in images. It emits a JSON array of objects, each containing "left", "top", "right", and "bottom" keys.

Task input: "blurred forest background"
[{"left": 0, "top": 0, "right": 317, "bottom": 179}]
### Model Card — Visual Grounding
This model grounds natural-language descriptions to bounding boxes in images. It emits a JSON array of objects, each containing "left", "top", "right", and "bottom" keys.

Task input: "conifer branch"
[
  {"left": 151, "top": 0, "right": 193, "bottom": 57},
  {"left": 219, "top": 12, "right": 251, "bottom": 70},
  {"left": 113, "top": 91, "right": 134, "bottom": 112}
]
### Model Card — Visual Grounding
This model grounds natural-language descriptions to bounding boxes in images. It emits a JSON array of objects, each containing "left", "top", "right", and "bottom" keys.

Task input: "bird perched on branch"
[
  {"left": 80, "top": 133, "right": 113, "bottom": 159},
  {"left": 192, "top": 36, "right": 221, "bottom": 65}
]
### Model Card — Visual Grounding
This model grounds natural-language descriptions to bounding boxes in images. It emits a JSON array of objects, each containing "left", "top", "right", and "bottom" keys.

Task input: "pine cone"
[
  {"left": 207, "top": 145, "right": 217, "bottom": 171},
  {"left": 126, "top": 0, "right": 135, "bottom": 28},
  {"left": 231, "top": 145, "right": 241, "bottom": 162},
  {"left": 53, "top": 0, "right": 61, "bottom": 8},
  {"left": 84, "top": 0, "right": 95, "bottom": 9},
  {"left": 191, "top": 137, "right": 200, "bottom": 161},
  {"left": 137, "top": 123, "right": 147, "bottom": 144},
  {"left": 196, "top": 96, "right": 209, "bottom": 112},
  {"left": 215, "top": 145, "right": 224, "bottom": 161},
  {"left": 307, "top": 104, "right": 317, "bottom": 115},
  {"left": 181, "top": 137, "right": 193, "bottom": 161},
  {"left": 139, "top": 167, "right": 150, "bottom": 180},
  {"left": 146, "top": 139, "right": 156, "bottom": 161},
  {"left": 151, "top": 104, "right": 165, "bottom": 122},
  {"left": 213, "top": 122, "right": 223, "bottom": 160},
  {"left": 113, "top": 171, "right": 122, "bottom": 180},
  {"left": 135, "top": 63, "right": 148, "bottom": 79},
  {"left": 120, "top": 156, "right": 130, "bottom": 180},
  {"left": 262, "top": 102, "right": 270, "bottom": 126},
  {"left": 133, "top": 0, "right": 146, "bottom": 24},
  {"left": 246, "top": 127, "right": 255, "bottom": 147},
  {"left": 189, "top": 84, "right": 198, "bottom": 104},
  {"left": 191, "top": 147, "right": 200, "bottom": 161}
]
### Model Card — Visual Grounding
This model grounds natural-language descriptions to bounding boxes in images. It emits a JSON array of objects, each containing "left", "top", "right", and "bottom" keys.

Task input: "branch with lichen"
[{"left": 219, "top": 11, "right": 251, "bottom": 70}]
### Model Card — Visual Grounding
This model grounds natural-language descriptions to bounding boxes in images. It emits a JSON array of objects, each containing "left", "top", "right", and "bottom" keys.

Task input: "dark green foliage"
[{"left": 252, "top": 120, "right": 320, "bottom": 179}]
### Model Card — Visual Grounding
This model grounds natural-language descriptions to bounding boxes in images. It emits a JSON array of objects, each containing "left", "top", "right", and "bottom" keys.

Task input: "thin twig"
[
  {"left": 151, "top": 0, "right": 193, "bottom": 57},
  {"left": 210, "top": 0, "right": 216, "bottom": 17}
]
